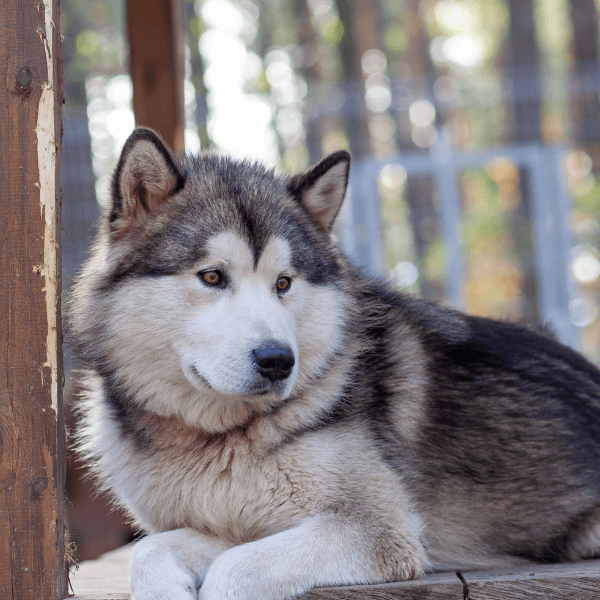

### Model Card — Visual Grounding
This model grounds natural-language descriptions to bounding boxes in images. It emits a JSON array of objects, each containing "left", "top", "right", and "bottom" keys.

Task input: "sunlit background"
[{"left": 61, "top": 0, "right": 600, "bottom": 559}]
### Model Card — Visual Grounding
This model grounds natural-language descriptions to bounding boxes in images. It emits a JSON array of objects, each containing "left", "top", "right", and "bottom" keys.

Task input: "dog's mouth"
[
  {"left": 252, "top": 389, "right": 272, "bottom": 396},
  {"left": 189, "top": 365, "right": 212, "bottom": 388},
  {"left": 188, "top": 365, "right": 275, "bottom": 398}
]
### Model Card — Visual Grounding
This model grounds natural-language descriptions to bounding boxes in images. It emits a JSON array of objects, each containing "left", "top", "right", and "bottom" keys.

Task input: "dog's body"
[{"left": 71, "top": 129, "right": 600, "bottom": 600}]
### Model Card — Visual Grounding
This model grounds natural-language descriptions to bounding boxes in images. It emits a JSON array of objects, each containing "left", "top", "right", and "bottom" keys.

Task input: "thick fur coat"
[{"left": 70, "top": 128, "right": 600, "bottom": 600}]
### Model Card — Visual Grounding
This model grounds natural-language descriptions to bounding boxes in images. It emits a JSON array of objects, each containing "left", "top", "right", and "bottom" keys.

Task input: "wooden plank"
[
  {"left": 126, "top": 0, "right": 185, "bottom": 153},
  {"left": 69, "top": 545, "right": 600, "bottom": 600},
  {"left": 69, "top": 545, "right": 132, "bottom": 600},
  {"left": 0, "top": 0, "right": 66, "bottom": 599},
  {"left": 304, "top": 561, "right": 600, "bottom": 599}
]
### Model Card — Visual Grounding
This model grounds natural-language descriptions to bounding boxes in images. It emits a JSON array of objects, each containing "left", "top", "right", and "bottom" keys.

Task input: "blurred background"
[{"left": 62, "top": 0, "right": 600, "bottom": 560}]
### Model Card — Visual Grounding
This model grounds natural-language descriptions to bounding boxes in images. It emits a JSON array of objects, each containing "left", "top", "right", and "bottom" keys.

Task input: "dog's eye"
[
  {"left": 200, "top": 270, "right": 222, "bottom": 286},
  {"left": 276, "top": 276, "right": 291, "bottom": 292}
]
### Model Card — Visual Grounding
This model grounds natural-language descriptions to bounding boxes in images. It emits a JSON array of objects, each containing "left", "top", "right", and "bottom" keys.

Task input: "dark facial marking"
[
  {"left": 236, "top": 201, "right": 263, "bottom": 268},
  {"left": 106, "top": 151, "right": 342, "bottom": 287}
]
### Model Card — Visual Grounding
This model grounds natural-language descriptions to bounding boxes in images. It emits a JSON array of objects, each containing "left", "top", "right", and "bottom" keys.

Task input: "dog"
[{"left": 70, "top": 128, "right": 600, "bottom": 600}]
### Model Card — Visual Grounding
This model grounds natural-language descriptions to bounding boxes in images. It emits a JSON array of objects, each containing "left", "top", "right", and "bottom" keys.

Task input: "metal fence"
[
  {"left": 61, "top": 65, "right": 600, "bottom": 359},
  {"left": 340, "top": 140, "right": 578, "bottom": 348},
  {"left": 62, "top": 107, "right": 100, "bottom": 282}
]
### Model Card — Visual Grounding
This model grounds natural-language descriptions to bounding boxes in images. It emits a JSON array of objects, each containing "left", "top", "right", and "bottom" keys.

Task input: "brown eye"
[
  {"left": 201, "top": 270, "right": 221, "bottom": 285},
  {"left": 276, "top": 276, "right": 291, "bottom": 292}
]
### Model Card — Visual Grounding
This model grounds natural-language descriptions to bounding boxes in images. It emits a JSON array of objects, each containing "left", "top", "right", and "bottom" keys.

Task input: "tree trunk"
[
  {"left": 296, "top": 0, "right": 324, "bottom": 163},
  {"left": 506, "top": 0, "right": 541, "bottom": 323},
  {"left": 185, "top": 0, "right": 210, "bottom": 149},
  {"left": 569, "top": 0, "right": 600, "bottom": 142},
  {"left": 337, "top": 0, "right": 382, "bottom": 159},
  {"left": 507, "top": 0, "right": 541, "bottom": 142},
  {"left": 397, "top": 0, "right": 443, "bottom": 300}
]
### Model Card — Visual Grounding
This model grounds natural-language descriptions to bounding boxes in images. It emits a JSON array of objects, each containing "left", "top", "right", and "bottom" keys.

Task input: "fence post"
[
  {"left": 0, "top": 0, "right": 66, "bottom": 598},
  {"left": 127, "top": 0, "right": 185, "bottom": 153},
  {"left": 433, "top": 133, "right": 465, "bottom": 310}
]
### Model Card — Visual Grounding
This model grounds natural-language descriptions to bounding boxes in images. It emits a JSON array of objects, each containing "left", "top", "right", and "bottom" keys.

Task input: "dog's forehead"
[
  {"left": 204, "top": 231, "right": 292, "bottom": 272},
  {"left": 108, "top": 158, "right": 341, "bottom": 284}
]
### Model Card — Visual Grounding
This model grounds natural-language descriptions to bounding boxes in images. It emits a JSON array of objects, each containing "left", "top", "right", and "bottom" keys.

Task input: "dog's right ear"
[{"left": 109, "top": 128, "right": 186, "bottom": 234}]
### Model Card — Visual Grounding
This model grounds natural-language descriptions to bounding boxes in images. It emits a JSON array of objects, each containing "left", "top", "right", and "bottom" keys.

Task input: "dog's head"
[{"left": 73, "top": 129, "right": 354, "bottom": 432}]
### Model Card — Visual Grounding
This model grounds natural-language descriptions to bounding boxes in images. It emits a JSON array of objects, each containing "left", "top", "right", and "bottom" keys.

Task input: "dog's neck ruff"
[{"left": 102, "top": 345, "right": 357, "bottom": 455}]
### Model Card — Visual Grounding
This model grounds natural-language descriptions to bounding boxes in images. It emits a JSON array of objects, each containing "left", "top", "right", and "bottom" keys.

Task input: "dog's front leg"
[
  {"left": 130, "top": 528, "right": 234, "bottom": 600},
  {"left": 199, "top": 513, "right": 426, "bottom": 600}
]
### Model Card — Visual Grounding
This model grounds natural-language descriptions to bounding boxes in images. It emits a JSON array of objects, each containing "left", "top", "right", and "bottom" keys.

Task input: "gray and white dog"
[{"left": 71, "top": 128, "right": 600, "bottom": 600}]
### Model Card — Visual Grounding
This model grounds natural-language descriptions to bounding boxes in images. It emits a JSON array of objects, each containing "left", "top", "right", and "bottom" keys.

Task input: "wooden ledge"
[{"left": 68, "top": 544, "right": 600, "bottom": 600}]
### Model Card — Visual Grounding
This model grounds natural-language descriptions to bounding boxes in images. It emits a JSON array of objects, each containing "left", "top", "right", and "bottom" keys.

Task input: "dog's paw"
[
  {"left": 199, "top": 545, "right": 296, "bottom": 600},
  {"left": 197, "top": 517, "right": 427, "bottom": 600},
  {"left": 130, "top": 536, "right": 200, "bottom": 600}
]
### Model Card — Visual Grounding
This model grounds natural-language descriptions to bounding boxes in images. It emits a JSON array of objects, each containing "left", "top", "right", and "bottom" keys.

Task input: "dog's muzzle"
[{"left": 252, "top": 342, "right": 295, "bottom": 382}]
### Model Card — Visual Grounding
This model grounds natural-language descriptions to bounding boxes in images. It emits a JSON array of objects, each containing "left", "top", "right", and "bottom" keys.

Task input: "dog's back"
[{"left": 366, "top": 288, "right": 600, "bottom": 568}]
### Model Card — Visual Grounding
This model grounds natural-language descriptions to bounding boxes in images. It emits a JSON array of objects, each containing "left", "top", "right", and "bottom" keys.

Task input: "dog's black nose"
[{"left": 252, "top": 342, "right": 295, "bottom": 382}]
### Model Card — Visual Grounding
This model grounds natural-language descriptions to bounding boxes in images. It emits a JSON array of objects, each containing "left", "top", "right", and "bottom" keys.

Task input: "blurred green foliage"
[{"left": 60, "top": 0, "right": 600, "bottom": 360}]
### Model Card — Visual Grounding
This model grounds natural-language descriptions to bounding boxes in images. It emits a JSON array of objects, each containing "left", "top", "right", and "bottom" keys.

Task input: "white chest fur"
[{"left": 89, "top": 402, "right": 309, "bottom": 542}]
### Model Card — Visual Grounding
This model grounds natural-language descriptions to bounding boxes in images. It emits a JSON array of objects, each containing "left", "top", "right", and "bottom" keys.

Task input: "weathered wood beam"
[
  {"left": 0, "top": 0, "right": 66, "bottom": 599},
  {"left": 126, "top": 0, "right": 185, "bottom": 153}
]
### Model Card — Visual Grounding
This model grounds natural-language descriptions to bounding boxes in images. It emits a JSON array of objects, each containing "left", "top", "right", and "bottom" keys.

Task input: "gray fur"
[{"left": 70, "top": 129, "right": 600, "bottom": 600}]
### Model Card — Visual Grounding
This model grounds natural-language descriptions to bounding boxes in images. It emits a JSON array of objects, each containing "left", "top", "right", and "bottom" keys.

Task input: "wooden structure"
[
  {"left": 1, "top": 0, "right": 599, "bottom": 598},
  {"left": 70, "top": 544, "right": 600, "bottom": 600},
  {"left": 126, "top": 0, "right": 185, "bottom": 153},
  {"left": 0, "top": 0, "right": 66, "bottom": 599}
]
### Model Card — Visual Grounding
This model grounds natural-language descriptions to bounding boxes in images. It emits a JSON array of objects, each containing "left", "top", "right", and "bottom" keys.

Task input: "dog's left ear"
[{"left": 288, "top": 150, "right": 350, "bottom": 231}]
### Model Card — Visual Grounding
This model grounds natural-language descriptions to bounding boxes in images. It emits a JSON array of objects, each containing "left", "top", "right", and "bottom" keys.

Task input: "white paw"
[
  {"left": 130, "top": 537, "right": 200, "bottom": 600},
  {"left": 199, "top": 545, "right": 300, "bottom": 600}
]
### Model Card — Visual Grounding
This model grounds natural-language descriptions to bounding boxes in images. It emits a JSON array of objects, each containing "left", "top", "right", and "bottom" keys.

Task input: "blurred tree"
[
  {"left": 337, "top": 0, "right": 382, "bottom": 158},
  {"left": 61, "top": 0, "right": 126, "bottom": 107},
  {"left": 397, "top": 0, "right": 433, "bottom": 151},
  {"left": 569, "top": 0, "right": 600, "bottom": 142},
  {"left": 570, "top": 0, "right": 599, "bottom": 64},
  {"left": 185, "top": 0, "right": 209, "bottom": 148},
  {"left": 507, "top": 0, "right": 541, "bottom": 142},
  {"left": 255, "top": 0, "right": 273, "bottom": 57},
  {"left": 61, "top": 0, "right": 88, "bottom": 106},
  {"left": 397, "top": 0, "right": 444, "bottom": 301},
  {"left": 505, "top": 0, "right": 541, "bottom": 323},
  {"left": 400, "top": 0, "right": 432, "bottom": 82},
  {"left": 295, "top": 0, "right": 324, "bottom": 163}
]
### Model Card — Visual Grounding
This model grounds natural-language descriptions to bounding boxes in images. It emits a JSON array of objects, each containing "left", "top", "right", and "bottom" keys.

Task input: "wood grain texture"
[
  {"left": 69, "top": 545, "right": 600, "bottom": 600},
  {"left": 302, "top": 560, "right": 600, "bottom": 599},
  {"left": 126, "top": 0, "right": 185, "bottom": 153},
  {"left": 0, "top": 0, "right": 66, "bottom": 598}
]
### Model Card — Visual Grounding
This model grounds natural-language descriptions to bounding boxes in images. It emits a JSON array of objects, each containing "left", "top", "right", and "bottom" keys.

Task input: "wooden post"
[
  {"left": 0, "top": 0, "right": 66, "bottom": 599},
  {"left": 127, "top": 0, "right": 185, "bottom": 153}
]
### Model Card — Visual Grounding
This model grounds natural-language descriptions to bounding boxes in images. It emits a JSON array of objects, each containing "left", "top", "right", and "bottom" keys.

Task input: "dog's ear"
[
  {"left": 288, "top": 151, "right": 350, "bottom": 231},
  {"left": 110, "top": 128, "right": 186, "bottom": 234}
]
